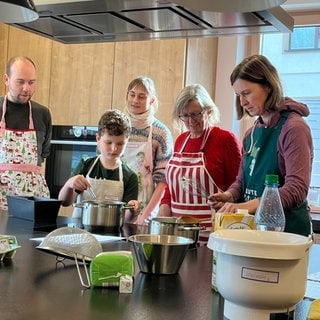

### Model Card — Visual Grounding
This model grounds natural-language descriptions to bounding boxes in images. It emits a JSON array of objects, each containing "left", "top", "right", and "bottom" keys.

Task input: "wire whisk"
[{"left": 180, "top": 176, "right": 223, "bottom": 200}]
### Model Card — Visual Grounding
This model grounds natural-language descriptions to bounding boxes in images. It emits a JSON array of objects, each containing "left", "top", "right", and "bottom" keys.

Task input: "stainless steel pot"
[
  {"left": 74, "top": 200, "right": 132, "bottom": 233},
  {"left": 148, "top": 217, "right": 204, "bottom": 247}
]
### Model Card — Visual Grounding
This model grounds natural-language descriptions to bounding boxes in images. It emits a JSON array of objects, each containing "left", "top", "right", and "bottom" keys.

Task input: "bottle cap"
[{"left": 265, "top": 174, "right": 279, "bottom": 184}]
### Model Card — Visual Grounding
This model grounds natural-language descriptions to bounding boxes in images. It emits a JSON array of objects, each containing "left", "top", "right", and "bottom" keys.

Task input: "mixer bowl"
[{"left": 208, "top": 229, "right": 313, "bottom": 320}]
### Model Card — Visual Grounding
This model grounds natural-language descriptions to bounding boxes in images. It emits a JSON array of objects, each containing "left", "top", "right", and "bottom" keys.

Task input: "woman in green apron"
[{"left": 208, "top": 54, "right": 313, "bottom": 237}]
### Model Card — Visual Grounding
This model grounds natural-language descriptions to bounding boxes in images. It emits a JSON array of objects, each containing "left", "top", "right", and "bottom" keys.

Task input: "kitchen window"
[
  {"left": 288, "top": 26, "right": 320, "bottom": 50},
  {"left": 261, "top": 26, "right": 320, "bottom": 188}
]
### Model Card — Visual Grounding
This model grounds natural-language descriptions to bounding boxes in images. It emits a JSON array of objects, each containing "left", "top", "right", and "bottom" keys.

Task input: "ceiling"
[
  {"left": 7, "top": 0, "right": 320, "bottom": 44},
  {"left": 281, "top": 0, "right": 320, "bottom": 11}
]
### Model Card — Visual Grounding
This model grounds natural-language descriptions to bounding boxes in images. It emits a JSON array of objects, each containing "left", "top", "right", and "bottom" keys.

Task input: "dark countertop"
[{"left": 0, "top": 212, "right": 319, "bottom": 320}]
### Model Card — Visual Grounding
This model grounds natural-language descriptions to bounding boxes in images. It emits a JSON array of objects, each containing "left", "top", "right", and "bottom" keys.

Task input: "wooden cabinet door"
[
  {"left": 185, "top": 37, "right": 218, "bottom": 97},
  {"left": 112, "top": 39, "right": 186, "bottom": 134},
  {"left": 0, "top": 24, "right": 9, "bottom": 96},
  {"left": 49, "top": 41, "right": 115, "bottom": 125},
  {"left": 5, "top": 26, "right": 52, "bottom": 106}
]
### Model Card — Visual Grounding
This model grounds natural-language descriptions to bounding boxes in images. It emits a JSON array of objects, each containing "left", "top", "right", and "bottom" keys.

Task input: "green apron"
[{"left": 243, "top": 112, "right": 311, "bottom": 236}]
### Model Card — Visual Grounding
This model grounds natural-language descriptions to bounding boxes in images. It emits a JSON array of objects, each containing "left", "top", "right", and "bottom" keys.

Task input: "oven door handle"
[{"left": 51, "top": 140, "right": 97, "bottom": 146}]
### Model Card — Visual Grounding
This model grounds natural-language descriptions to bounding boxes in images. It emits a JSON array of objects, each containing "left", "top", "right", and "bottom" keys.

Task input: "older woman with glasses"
[{"left": 158, "top": 84, "right": 241, "bottom": 245}]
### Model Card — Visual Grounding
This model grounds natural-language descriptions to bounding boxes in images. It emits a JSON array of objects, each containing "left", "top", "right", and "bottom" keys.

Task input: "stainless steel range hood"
[{"left": 9, "top": 0, "right": 294, "bottom": 44}]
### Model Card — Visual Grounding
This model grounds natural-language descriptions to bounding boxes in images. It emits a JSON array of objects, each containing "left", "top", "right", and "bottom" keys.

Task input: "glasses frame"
[{"left": 178, "top": 110, "right": 204, "bottom": 122}]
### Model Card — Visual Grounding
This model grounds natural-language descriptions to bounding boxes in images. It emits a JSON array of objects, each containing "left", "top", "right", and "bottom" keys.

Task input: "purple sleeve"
[{"left": 277, "top": 113, "right": 313, "bottom": 209}]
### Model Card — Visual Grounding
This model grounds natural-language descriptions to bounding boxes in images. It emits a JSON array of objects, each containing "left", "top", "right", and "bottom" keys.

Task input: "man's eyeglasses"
[{"left": 179, "top": 111, "right": 203, "bottom": 122}]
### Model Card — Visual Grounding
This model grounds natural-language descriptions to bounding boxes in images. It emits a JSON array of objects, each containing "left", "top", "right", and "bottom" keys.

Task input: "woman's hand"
[
  {"left": 123, "top": 200, "right": 141, "bottom": 224},
  {"left": 207, "top": 191, "right": 234, "bottom": 211},
  {"left": 209, "top": 198, "right": 260, "bottom": 214},
  {"left": 135, "top": 213, "right": 148, "bottom": 225},
  {"left": 127, "top": 200, "right": 140, "bottom": 215},
  {"left": 216, "top": 202, "right": 239, "bottom": 213}
]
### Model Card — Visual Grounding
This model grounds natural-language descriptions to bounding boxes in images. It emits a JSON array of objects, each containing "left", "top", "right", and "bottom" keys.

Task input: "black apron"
[{"left": 243, "top": 112, "right": 310, "bottom": 236}]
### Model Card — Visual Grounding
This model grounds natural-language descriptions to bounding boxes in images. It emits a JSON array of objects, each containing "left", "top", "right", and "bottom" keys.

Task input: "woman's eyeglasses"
[{"left": 179, "top": 111, "right": 203, "bottom": 122}]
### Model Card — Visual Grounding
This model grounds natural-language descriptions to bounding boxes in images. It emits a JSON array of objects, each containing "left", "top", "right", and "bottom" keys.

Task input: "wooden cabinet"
[
  {"left": 0, "top": 24, "right": 9, "bottom": 96},
  {"left": 49, "top": 41, "right": 115, "bottom": 125}
]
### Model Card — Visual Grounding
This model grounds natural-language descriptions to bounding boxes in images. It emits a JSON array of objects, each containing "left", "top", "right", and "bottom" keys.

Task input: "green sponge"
[{"left": 90, "top": 251, "right": 134, "bottom": 287}]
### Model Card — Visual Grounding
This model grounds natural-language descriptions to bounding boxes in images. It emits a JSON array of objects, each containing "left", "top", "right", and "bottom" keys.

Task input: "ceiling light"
[
  {"left": 173, "top": 0, "right": 287, "bottom": 12},
  {"left": 0, "top": 0, "right": 39, "bottom": 23}
]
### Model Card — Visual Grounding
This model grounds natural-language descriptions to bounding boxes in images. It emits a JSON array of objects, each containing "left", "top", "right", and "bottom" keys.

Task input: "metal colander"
[{"left": 37, "top": 227, "right": 103, "bottom": 288}]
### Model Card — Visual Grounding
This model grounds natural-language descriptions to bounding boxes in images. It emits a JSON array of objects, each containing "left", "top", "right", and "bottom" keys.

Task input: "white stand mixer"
[{"left": 208, "top": 230, "right": 313, "bottom": 320}]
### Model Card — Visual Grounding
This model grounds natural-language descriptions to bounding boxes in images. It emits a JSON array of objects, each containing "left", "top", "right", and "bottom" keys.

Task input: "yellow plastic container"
[
  {"left": 307, "top": 299, "right": 320, "bottom": 320},
  {"left": 214, "top": 211, "right": 254, "bottom": 231}
]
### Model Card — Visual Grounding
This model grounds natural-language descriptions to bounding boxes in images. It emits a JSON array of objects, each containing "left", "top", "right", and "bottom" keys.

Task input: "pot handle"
[
  {"left": 177, "top": 226, "right": 206, "bottom": 231},
  {"left": 123, "top": 205, "right": 135, "bottom": 210},
  {"left": 144, "top": 217, "right": 151, "bottom": 224},
  {"left": 73, "top": 203, "right": 85, "bottom": 208}
]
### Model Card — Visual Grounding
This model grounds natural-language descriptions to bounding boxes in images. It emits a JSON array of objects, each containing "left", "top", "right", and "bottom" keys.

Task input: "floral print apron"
[
  {"left": 0, "top": 96, "right": 50, "bottom": 210},
  {"left": 121, "top": 127, "right": 154, "bottom": 215}
]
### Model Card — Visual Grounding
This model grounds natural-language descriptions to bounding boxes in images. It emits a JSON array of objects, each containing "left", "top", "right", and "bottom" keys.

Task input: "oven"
[{"left": 45, "top": 125, "right": 98, "bottom": 199}]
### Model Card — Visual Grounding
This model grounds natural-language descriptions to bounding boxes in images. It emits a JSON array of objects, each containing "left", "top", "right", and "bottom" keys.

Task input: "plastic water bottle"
[{"left": 254, "top": 174, "right": 286, "bottom": 232}]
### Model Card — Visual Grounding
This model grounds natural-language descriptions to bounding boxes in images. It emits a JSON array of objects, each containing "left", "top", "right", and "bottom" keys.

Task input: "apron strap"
[
  {"left": 146, "top": 125, "right": 154, "bottom": 173},
  {"left": 179, "top": 127, "right": 212, "bottom": 152},
  {"left": 0, "top": 163, "right": 41, "bottom": 174},
  {"left": 1, "top": 95, "right": 35, "bottom": 130},
  {"left": 87, "top": 155, "right": 101, "bottom": 176},
  {"left": 86, "top": 155, "right": 123, "bottom": 181},
  {"left": 200, "top": 127, "right": 212, "bottom": 151}
]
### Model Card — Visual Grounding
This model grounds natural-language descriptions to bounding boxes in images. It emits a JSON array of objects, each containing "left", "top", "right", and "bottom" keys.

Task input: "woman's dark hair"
[{"left": 230, "top": 54, "right": 283, "bottom": 120}]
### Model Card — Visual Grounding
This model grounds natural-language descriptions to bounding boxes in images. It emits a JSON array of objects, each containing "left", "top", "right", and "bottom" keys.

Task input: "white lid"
[{"left": 207, "top": 229, "right": 312, "bottom": 260}]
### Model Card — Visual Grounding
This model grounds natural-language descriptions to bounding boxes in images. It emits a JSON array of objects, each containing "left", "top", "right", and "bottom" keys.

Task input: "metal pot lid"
[
  {"left": 149, "top": 216, "right": 202, "bottom": 226},
  {"left": 79, "top": 200, "right": 126, "bottom": 207},
  {"left": 149, "top": 217, "right": 180, "bottom": 224}
]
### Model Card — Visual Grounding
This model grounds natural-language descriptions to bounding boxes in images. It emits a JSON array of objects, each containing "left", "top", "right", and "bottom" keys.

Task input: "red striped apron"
[{"left": 165, "top": 127, "right": 219, "bottom": 245}]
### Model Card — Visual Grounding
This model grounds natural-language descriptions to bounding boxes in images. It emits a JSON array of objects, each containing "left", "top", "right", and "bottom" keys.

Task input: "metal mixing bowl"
[{"left": 128, "top": 234, "right": 193, "bottom": 275}]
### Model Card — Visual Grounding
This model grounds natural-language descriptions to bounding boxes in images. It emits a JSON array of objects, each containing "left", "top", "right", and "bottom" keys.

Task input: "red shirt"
[{"left": 161, "top": 126, "right": 242, "bottom": 206}]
